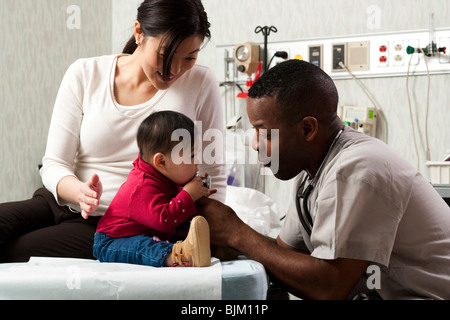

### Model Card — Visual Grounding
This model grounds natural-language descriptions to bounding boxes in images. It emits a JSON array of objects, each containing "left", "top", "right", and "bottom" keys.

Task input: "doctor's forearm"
[
  {"left": 197, "top": 198, "right": 365, "bottom": 299},
  {"left": 231, "top": 228, "right": 322, "bottom": 299},
  {"left": 231, "top": 226, "right": 361, "bottom": 300}
]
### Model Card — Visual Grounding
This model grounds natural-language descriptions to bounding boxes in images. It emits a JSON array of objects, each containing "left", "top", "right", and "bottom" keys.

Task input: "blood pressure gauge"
[
  {"left": 236, "top": 45, "right": 250, "bottom": 62},
  {"left": 234, "top": 42, "right": 260, "bottom": 76}
]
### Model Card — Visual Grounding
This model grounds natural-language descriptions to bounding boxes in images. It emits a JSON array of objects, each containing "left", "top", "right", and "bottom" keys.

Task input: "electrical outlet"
[
  {"left": 277, "top": 47, "right": 290, "bottom": 65},
  {"left": 332, "top": 43, "right": 347, "bottom": 72},
  {"left": 407, "top": 39, "right": 420, "bottom": 65},
  {"left": 392, "top": 40, "right": 404, "bottom": 66},
  {"left": 308, "top": 44, "right": 323, "bottom": 69},
  {"left": 377, "top": 41, "right": 389, "bottom": 67}
]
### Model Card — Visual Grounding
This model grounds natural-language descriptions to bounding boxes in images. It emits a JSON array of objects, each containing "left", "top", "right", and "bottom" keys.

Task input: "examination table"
[{"left": 0, "top": 256, "right": 268, "bottom": 300}]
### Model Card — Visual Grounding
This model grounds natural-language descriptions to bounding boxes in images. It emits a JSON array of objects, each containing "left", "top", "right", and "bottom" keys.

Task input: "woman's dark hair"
[
  {"left": 123, "top": 0, "right": 211, "bottom": 79},
  {"left": 137, "top": 111, "right": 196, "bottom": 161}
]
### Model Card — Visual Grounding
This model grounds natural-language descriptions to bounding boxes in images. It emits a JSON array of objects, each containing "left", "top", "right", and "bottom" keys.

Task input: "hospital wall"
[{"left": 0, "top": 0, "right": 112, "bottom": 202}]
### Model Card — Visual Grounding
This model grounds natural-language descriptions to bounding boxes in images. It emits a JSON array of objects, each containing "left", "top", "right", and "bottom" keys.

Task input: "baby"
[{"left": 93, "top": 111, "right": 216, "bottom": 267}]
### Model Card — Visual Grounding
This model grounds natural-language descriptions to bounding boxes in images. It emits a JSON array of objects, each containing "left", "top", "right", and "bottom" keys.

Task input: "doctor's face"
[{"left": 247, "top": 96, "right": 304, "bottom": 181}]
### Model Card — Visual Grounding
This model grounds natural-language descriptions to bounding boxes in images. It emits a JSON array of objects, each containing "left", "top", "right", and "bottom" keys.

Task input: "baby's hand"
[{"left": 183, "top": 175, "right": 217, "bottom": 202}]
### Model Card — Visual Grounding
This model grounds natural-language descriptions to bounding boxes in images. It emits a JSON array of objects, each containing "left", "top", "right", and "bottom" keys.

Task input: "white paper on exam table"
[{"left": 0, "top": 257, "right": 222, "bottom": 300}]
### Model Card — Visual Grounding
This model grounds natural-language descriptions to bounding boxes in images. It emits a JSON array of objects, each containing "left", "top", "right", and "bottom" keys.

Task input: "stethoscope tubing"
[{"left": 295, "top": 129, "right": 344, "bottom": 238}]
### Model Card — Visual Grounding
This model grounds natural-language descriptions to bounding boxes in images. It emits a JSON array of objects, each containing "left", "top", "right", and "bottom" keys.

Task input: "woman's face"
[{"left": 137, "top": 35, "right": 203, "bottom": 91}]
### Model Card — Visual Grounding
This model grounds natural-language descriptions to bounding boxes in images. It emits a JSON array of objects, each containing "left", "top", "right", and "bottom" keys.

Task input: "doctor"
[{"left": 198, "top": 59, "right": 450, "bottom": 300}]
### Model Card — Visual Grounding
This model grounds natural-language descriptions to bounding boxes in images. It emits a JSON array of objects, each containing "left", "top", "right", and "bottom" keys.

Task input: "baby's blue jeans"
[{"left": 93, "top": 232, "right": 173, "bottom": 267}]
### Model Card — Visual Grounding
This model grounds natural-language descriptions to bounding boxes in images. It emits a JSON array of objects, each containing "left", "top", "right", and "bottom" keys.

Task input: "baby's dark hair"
[
  {"left": 137, "top": 111, "right": 196, "bottom": 161},
  {"left": 248, "top": 59, "right": 339, "bottom": 125}
]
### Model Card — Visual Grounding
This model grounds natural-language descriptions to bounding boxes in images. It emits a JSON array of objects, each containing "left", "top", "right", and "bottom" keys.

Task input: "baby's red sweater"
[{"left": 96, "top": 157, "right": 197, "bottom": 240}]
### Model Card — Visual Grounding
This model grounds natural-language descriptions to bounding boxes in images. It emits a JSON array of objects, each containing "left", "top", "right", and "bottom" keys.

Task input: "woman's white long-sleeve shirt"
[{"left": 40, "top": 55, "right": 226, "bottom": 216}]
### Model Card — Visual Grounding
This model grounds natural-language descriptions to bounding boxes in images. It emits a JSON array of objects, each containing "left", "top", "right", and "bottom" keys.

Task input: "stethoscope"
[{"left": 296, "top": 129, "right": 343, "bottom": 237}]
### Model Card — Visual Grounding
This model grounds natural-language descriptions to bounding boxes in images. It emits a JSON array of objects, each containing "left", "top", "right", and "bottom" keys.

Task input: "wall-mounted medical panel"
[{"left": 216, "top": 28, "right": 450, "bottom": 83}]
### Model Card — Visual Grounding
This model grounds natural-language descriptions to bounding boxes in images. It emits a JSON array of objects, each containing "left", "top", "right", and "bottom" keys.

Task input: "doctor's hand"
[
  {"left": 79, "top": 174, "right": 103, "bottom": 219},
  {"left": 196, "top": 197, "right": 245, "bottom": 249}
]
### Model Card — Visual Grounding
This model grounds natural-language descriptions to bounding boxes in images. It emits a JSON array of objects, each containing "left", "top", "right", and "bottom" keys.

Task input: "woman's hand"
[
  {"left": 79, "top": 174, "right": 103, "bottom": 219},
  {"left": 57, "top": 174, "right": 103, "bottom": 219}
]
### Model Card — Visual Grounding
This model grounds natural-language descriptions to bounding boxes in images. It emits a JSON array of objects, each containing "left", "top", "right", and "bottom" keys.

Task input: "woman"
[{"left": 0, "top": 0, "right": 226, "bottom": 263}]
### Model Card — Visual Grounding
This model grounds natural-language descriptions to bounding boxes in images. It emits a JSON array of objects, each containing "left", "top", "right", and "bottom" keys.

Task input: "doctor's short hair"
[
  {"left": 248, "top": 59, "right": 339, "bottom": 124},
  {"left": 137, "top": 111, "right": 196, "bottom": 160}
]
